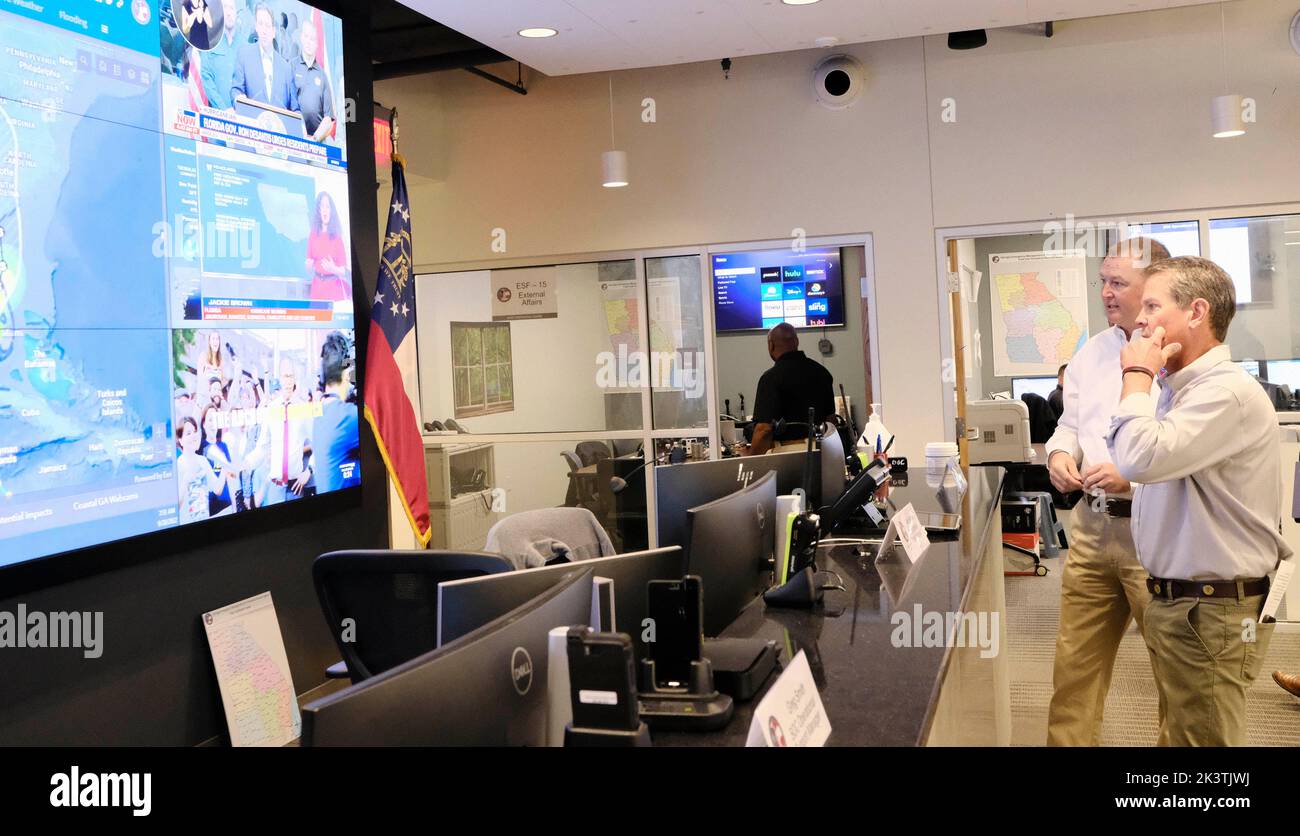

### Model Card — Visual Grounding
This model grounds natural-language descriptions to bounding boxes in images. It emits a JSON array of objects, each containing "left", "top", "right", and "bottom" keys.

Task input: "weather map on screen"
[{"left": 0, "top": 1, "right": 359, "bottom": 570}]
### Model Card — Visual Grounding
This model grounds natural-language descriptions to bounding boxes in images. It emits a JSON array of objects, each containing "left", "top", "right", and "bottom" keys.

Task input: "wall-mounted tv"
[
  {"left": 0, "top": 0, "right": 360, "bottom": 572},
  {"left": 711, "top": 247, "right": 844, "bottom": 332}
]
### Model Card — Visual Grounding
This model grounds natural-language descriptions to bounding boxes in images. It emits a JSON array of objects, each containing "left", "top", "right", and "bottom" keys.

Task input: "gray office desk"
[{"left": 654, "top": 466, "right": 1011, "bottom": 747}]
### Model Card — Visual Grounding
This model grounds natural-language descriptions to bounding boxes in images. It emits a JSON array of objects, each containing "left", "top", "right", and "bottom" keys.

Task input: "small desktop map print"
[
  {"left": 203, "top": 591, "right": 301, "bottom": 747},
  {"left": 989, "top": 250, "right": 1089, "bottom": 377}
]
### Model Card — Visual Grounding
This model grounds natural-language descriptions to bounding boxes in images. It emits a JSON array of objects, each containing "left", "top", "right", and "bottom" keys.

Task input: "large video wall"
[{"left": 0, "top": 0, "right": 360, "bottom": 569}]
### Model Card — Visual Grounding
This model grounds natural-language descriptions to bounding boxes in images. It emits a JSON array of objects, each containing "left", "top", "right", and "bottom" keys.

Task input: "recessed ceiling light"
[
  {"left": 782, "top": 0, "right": 822, "bottom": 5},
  {"left": 518, "top": 27, "right": 557, "bottom": 38}
]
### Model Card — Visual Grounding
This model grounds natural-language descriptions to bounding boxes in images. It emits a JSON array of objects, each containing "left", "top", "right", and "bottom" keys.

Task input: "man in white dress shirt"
[
  {"left": 1044, "top": 237, "right": 1168, "bottom": 746},
  {"left": 1109, "top": 256, "right": 1291, "bottom": 746}
]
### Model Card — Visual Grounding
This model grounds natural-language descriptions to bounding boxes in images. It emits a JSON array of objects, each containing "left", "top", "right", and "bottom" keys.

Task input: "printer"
[{"left": 966, "top": 399, "right": 1036, "bottom": 466}]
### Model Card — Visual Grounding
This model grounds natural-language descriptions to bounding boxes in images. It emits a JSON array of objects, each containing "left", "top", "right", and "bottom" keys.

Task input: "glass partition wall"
[
  {"left": 936, "top": 203, "right": 1300, "bottom": 440},
  {"left": 413, "top": 248, "right": 718, "bottom": 551},
  {"left": 415, "top": 235, "right": 877, "bottom": 553}
]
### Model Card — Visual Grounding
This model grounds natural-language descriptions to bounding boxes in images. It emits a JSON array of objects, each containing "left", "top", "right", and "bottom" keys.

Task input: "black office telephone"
[{"left": 449, "top": 465, "right": 487, "bottom": 497}]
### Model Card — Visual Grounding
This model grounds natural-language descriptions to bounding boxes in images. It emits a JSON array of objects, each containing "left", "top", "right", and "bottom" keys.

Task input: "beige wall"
[{"left": 379, "top": 0, "right": 1300, "bottom": 460}]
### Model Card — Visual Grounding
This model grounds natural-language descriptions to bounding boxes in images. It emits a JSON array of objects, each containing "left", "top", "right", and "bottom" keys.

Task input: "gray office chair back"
[
  {"left": 313, "top": 550, "right": 513, "bottom": 681},
  {"left": 484, "top": 507, "right": 616, "bottom": 569}
]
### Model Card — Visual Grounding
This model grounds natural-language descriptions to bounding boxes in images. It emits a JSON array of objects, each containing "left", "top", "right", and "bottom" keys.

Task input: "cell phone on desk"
[
  {"left": 915, "top": 511, "right": 961, "bottom": 533},
  {"left": 566, "top": 628, "right": 640, "bottom": 731},
  {"left": 646, "top": 576, "right": 703, "bottom": 690}
]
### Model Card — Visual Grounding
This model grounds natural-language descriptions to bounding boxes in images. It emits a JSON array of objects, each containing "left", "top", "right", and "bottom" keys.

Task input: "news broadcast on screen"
[{"left": 0, "top": 0, "right": 360, "bottom": 569}]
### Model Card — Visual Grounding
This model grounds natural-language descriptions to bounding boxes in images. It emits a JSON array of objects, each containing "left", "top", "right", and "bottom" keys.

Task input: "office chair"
[
  {"left": 484, "top": 507, "right": 616, "bottom": 569},
  {"left": 1019, "top": 392, "right": 1059, "bottom": 444},
  {"left": 313, "top": 550, "right": 513, "bottom": 682},
  {"left": 574, "top": 441, "right": 612, "bottom": 467},
  {"left": 562, "top": 448, "right": 605, "bottom": 513}
]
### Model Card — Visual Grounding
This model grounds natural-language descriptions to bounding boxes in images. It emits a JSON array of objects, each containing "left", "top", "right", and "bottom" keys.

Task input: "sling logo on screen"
[{"left": 50, "top": 767, "right": 151, "bottom": 817}]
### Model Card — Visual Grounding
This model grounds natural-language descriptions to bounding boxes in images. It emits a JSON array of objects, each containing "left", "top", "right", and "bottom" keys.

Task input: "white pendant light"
[
  {"left": 602, "top": 77, "right": 628, "bottom": 187},
  {"left": 601, "top": 151, "right": 629, "bottom": 188},
  {"left": 1211, "top": 3, "right": 1244, "bottom": 138},
  {"left": 1211, "top": 94, "right": 1245, "bottom": 138}
]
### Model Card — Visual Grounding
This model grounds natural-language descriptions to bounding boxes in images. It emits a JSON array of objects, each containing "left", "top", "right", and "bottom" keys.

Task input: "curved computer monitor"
[
  {"left": 654, "top": 451, "right": 808, "bottom": 563},
  {"left": 685, "top": 470, "right": 777, "bottom": 636},
  {"left": 302, "top": 567, "right": 595, "bottom": 747},
  {"left": 819, "top": 421, "right": 847, "bottom": 508},
  {"left": 437, "top": 546, "right": 685, "bottom": 657}
]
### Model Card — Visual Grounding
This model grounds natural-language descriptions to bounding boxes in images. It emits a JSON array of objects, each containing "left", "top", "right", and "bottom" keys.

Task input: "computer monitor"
[
  {"left": 1012, "top": 376, "right": 1058, "bottom": 400},
  {"left": 655, "top": 450, "right": 811, "bottom": 561},
  {"left": 1266, "top": 360, "right": 1300, "bottom": 394},
  {"left": 302, "top": 568, "right": 595, "bottom": 747},
  {"left": 437, "top": 546, "right": 685, "bottom": 657},
  {"left": 685, "top": 470, "right": 777, "bottom": 636},
  {"left": 819, "top": 422, "right": 847, "bottom": 508}
]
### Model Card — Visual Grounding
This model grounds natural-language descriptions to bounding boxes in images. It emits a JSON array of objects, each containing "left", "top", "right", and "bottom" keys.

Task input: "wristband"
[{"left": 1122, "top": 366, "right": 1155, "bottom": 379}]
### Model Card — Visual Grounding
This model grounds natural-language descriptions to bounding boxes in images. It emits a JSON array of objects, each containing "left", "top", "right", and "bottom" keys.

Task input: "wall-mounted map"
[{"left": 988, "top": 249, "right": 1089, "bottom": 377}]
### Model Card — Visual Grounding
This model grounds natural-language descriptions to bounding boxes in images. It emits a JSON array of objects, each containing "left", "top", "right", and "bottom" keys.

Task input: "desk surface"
[{"left": 653, "top": 465, "right": 1006, "bottom": 747}]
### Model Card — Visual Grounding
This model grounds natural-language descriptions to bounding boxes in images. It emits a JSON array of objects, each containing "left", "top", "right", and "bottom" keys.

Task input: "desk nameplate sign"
[{"left": 745, "top": 651, "right": 830, "bottom": 747}]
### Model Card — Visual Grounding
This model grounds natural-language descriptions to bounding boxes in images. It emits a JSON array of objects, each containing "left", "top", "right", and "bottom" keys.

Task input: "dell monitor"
[
  {"left": 302, "top": 568, "right": 595, "bottom": 747},
  {"left": 437, "top": 546, "right": 685, "bottom": 658},
  {"left": 685, "top": 470, "right": 778, "bottom": 636}
]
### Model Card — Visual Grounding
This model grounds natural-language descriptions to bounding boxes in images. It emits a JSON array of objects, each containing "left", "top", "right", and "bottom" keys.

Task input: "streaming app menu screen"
[{"left": 712, "top": 249, "right": 843, "bottom": 332}]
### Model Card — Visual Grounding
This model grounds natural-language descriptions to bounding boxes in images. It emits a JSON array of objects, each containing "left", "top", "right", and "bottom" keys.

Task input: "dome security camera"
[{"left": 812, "top": 54, "right": 865, "bottom": 110}]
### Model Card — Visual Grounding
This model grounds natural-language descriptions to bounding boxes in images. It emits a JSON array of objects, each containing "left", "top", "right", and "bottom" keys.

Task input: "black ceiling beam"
[
  {"left": 464, "top": 65, "right": 527, "bottom": 96},
  {"left": 372, "top": 47, "right": 513, "bottom": 81}
]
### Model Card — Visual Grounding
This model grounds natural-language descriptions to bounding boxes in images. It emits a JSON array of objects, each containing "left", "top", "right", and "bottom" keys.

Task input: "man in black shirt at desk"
[{"left": 744, "top": 323, "right": 835, "bottom": 455}]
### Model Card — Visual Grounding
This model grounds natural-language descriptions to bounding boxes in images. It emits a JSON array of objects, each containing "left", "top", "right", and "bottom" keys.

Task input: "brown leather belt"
[
  {"left": 1146, "top": 576, "right": 1269, "bottom": 600},
  {"left": 1105, "top": 499, "right": 1132, "bottom": 518}
]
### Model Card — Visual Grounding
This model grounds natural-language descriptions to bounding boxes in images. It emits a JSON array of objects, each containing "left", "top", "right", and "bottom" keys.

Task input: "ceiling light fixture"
[
  {"left": 1211, "top": 3, "right": 1244, "bottom": 138},
  {"left": 782, "top": 0, "right": 822, "bottom": 5},
  {"left": 601, "top": 77, "right": 628, "bottom": 188},
  {"left": 518, "top": 27, "right": 557, "bottom": 38}
]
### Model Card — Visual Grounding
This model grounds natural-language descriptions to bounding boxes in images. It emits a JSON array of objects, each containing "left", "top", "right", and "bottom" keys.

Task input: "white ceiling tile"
[
  {"left": 881, "top": 0, "right": 1031, "bottom": 34},
  {"left": 723, "top": 0, "right": 898, "bottom": 46},
  {"left": 399, "top": 0, "right": 1223, "bottom": 76}
]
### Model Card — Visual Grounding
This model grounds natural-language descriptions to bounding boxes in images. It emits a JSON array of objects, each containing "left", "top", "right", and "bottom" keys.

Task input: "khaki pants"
[
  {"left": 1143, "top": 593, "right": 1274, "bottom": 746},
  {"left": 1047, "top": 498, "right": 1163, "bottom": 746}
]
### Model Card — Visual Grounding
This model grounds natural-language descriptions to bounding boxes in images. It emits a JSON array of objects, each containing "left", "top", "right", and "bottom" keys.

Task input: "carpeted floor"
[{"left": 1006, "top": 510, "right": 1300, "bottom": 746}]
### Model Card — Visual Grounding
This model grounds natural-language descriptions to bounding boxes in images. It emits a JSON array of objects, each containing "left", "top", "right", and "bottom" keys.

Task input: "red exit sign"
[{"left": 374, "top": 117, "right": 393, "bottom": 169}]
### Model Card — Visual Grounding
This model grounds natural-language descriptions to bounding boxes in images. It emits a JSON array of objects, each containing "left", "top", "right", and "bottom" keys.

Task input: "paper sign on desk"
[
  {"left": 1261, "top": 560, "right": 1295, "bottom": 623},
  {"left": 745, "top": 651, "right": 830, "bottom": 748},
  {"left": 944, "top": 460, "right": 968, "bottom": 496},
  {"left": 202, "top": 592, "right": 300, "bottom": 747},
  {"left": 892, "top": 503, "right": 930, "bottom": 564}
]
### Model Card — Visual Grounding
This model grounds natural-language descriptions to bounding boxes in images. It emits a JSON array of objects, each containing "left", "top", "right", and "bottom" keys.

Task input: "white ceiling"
[{"left": 397, "top": 0, "right": 1225, "bottom": 76}]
